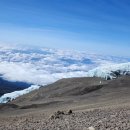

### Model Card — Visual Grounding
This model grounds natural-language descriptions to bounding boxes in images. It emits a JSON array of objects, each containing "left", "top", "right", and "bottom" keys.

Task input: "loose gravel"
[{"left": 0, "top": 107, "right": 130, "bottom": 130}]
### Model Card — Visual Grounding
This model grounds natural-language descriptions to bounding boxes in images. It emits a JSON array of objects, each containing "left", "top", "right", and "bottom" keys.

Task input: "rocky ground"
[
  {"left": 0, "top": 76, "right": 130, "bottom": 130},
  {"left": 0, "top": 106, "right": 130, "bottom": 130}
]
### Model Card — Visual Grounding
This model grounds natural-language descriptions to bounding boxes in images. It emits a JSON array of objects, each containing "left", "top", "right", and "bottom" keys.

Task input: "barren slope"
[{"left": 6, "top": 76, "right": 129, "bottom": 111}]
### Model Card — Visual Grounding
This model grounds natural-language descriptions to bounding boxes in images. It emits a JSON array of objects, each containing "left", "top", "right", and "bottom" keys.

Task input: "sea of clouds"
[
  {"left": 0, "top": 44, "right": 130, "bottom": 103},
  {"left": 0, "top": 44, "right": 129, "bottom": 85}
]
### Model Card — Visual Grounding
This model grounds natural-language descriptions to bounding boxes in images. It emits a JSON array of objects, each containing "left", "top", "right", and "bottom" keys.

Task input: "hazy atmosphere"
[{"left": 0, "top": 0, "right": 130, "bottom": 56}]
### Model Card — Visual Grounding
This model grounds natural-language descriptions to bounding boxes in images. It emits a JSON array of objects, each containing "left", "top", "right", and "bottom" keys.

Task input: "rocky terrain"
[
  {"left": 0, "top": 106, "right": 129, "bottom": 130},
  {"left": 0, "top": 76, "right": 130, "bottom": 129}
]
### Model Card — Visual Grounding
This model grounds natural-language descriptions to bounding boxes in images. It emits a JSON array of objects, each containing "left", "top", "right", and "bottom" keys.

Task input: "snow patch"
[{"left": 0, "top": 85, "right": 40, "bottom": 103}]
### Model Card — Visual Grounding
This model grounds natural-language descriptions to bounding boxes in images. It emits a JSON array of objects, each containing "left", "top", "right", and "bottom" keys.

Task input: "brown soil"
[{"left": 0, "top": 76, "right": 130, "bottom": 130}]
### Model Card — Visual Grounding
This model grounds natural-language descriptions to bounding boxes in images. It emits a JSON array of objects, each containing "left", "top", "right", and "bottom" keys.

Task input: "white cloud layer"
[
  {"left": 0, "top": 44, "right": 130, "bottom": 103},
  {"left": 0, "top": 44, "right": 129, "bottom": 85}
]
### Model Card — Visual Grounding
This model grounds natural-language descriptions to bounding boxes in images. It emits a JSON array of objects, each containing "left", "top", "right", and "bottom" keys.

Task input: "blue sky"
[{"left": 0, "top": 0, "right": 130, "bottom": 56}]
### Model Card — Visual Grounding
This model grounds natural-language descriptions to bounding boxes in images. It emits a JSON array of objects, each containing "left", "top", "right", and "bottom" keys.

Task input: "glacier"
[
  {"left": 0, "top": 85, "right": 40, "bottom": 103},
  {"left": 86, "top": 62, "right": 130, "bottom": 79}
]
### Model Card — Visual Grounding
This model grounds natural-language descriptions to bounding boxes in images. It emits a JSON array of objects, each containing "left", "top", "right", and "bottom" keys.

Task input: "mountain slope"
[
  {"left": 12, "top": 77, "right": 106, "bottom": 104},
  {"left": 11, "top": 76, "right": 130, "bottom": 110}
]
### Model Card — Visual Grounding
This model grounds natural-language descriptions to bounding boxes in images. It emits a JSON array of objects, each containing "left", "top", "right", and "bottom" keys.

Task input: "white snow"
[
  {"left": 0, "top": 85, "right": 40, "bottom": 103},
  {"left": 86, "top": 62, "right": 130, "bottom": 79}
]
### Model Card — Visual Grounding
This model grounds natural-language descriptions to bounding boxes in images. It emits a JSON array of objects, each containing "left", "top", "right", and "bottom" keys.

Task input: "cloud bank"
[
  {"left": 0, "top": 44, "right": 130, "bottom": 103},
  {"left": 0, "top": 44, "right": 129, "bottom": 85}
]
